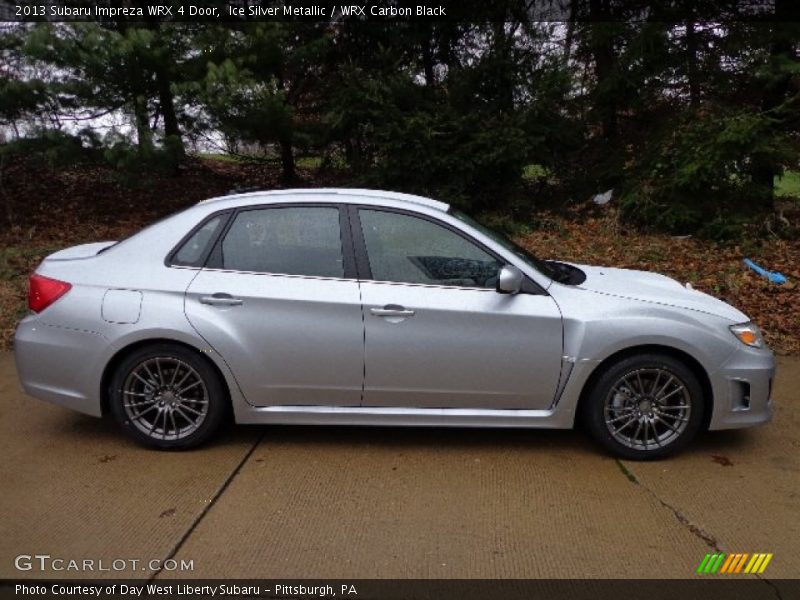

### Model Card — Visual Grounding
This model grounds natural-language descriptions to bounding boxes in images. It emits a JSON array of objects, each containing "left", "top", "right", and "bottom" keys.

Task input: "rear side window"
[
  {"left": 172, "top": 215, "right": 225, "bottom": 267},
  {"left": 220, "top": 206, "right": 344, "bottom": 277}
]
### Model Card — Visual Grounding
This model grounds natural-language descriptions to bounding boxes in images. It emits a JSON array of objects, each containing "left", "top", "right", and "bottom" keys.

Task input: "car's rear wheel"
[
  {"left": 109, "top": 343, "right": 226, "bottom": 449},
  {"left": 581, "top": 353, "right": 705, "bottom": 460}
]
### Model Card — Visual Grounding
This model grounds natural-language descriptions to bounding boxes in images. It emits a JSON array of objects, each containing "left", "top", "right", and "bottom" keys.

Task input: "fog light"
[{"left": 732, "top": 380, "right": 751, "bottom": 411}]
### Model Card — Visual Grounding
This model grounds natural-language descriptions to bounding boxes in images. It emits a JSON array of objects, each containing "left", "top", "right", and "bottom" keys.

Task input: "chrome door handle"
[
  {"left": 199, "top": 293, "right": 243, "bottom": 307},
  {"left": 370, "top": 306, "right": 415, "bottom": 317}
]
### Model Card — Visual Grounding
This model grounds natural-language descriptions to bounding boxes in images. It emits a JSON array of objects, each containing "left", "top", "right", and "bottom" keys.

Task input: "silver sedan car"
[{"left": 15, "top": 189, "right": 775, "bottom": 459}]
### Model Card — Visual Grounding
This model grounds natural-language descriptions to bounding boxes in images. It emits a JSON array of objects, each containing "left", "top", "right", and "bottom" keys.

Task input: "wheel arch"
[
  {"left": 576, "top": 344, "right": 714, "bottom": 431},
  {"left": 99, "top": 337, "right": 231, "bottom": 416}
]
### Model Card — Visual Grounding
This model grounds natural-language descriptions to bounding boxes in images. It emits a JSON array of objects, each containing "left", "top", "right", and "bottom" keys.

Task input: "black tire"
[
  {"left": 581, "top": 353, "right": 705, "bottom": 460},
  {"left": 109, "top": 343, "right": 227, "bottom": 449}
]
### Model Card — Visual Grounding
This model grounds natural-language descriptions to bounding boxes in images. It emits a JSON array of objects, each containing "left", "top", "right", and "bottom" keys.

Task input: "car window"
[
  {"left": 172, "top": 215, "right": 225, "bottom": 267},
  {"left": 448, "top": 208, "right": 557, "bottom": 280},
  {"left": 221, "top": 206, "right": 344, "bottom": 277},
  {"left": 358, "top": 209, "right": 502, "bottom": 288}
]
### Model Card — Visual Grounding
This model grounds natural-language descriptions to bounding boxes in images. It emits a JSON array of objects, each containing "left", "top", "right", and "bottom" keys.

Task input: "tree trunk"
[
  {"left": 279, "top": 137, "right": 295, "bottom": 184},
  {"left": 132, "top": 93, "right": 153, "bottom": 153},
  {"left": 116, "top": 22, "right": 154, "bottom": 155},
  {"left": 686, "top": 17, "right": 700, "bottom": 107},
  {"left": 275, "top": 70, "right": 296, "bottom": 184},
  {"left": 421, "top": 31, "right": 435, "bottom": 86},
  {"left": 155, "top": 64, "right": 184, "bottom": 155},
  {"left": 563, "top": 0, "right": 577, "bottom": 64},
  {"left": 753, "top": 0, "right": 795, "bottom": 208},
  {"left": 492, "top": 20, "right": 514, "bottom": 113},
  {"left": 589, "top": 0, "right": 617, "bottom": 140},
  {"left": 143, "top": 18, "right": 184, "bottom": 156}
]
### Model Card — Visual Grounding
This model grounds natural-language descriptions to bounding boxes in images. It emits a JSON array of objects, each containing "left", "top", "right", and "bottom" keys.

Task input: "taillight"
[{"left": 28, "top": 274, "right": 72, "bottom": 313}]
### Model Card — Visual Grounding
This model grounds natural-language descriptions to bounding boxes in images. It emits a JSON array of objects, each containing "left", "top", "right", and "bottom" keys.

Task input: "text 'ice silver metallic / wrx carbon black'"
[{"left": 15, "top": 189, "right": 775, "bottom": 459}]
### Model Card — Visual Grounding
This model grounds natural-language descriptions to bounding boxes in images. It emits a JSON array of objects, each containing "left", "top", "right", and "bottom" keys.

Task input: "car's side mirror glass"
[{"left": 496, "top": 265, "right": 523, "bottom": 294}]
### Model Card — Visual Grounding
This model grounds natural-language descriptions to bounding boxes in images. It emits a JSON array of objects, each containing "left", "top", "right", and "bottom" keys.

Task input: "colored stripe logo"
[{"left": 697, "top": 553, "right": 773, "bottom": 574}]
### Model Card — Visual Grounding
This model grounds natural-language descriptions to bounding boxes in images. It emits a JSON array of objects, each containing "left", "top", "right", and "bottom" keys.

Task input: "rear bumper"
[
  {"left": 708, "top": 345, "right": 775, "bottom": 430},
  {"left": 14, "top": 316, "right": 107, "bottom": 417}
]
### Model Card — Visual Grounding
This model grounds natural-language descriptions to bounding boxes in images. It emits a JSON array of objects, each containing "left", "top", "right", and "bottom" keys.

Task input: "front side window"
[
  {"left": 449, "top": 208, "right": 557, "bottom": 280},
  {"left": 358, "top": 209, "right": 502, "bottom": 288},
  {"left": 221, "top": 206, "right": 344, "bottom": 277}
]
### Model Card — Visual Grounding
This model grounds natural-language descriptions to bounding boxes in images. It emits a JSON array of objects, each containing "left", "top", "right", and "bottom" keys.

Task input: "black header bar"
[{"left": 1, "top": 0, "right": 798, "bottom": 23}]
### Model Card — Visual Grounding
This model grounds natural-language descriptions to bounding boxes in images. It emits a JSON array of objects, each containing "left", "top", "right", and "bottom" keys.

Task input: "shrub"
[
  {"left": 0, "top": 129, "right": 101, "bottom": 167},
  {"left": 619, "top": 109, "right": 794, "bottom": 239}
]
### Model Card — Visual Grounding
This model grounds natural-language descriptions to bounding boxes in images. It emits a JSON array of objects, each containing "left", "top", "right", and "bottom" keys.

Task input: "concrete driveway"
[{"left": 1, "top": 351, "right": 798, "bottom": 581}]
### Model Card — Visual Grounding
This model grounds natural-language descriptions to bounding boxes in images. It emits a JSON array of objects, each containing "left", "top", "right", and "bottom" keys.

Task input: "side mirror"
[{"left": 496, "top": 265, "right": 523, "bottom": 294}]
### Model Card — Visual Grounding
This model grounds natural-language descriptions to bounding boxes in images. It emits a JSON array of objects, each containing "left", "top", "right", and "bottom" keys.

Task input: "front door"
[{"left": 355, "top": 207, "right": 563, "bottom": 409}]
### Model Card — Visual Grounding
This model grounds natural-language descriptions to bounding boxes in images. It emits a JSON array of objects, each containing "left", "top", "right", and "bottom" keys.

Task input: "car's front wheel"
[
  {"left": 109, "top": 343, "right": 227, "bottom": 449},
  {"left": 582, "top": 353, "right": 705, "bottom": 460}
]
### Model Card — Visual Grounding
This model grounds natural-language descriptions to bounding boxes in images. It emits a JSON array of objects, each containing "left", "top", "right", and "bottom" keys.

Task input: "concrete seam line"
[
  {"left": 614, "top": 459, "right": 639, "bottom": 484},
  {"left": 618, "top": 461, "right": 721, "bottom": 552},
  {"left": 619, "top": 462, "right": 782, "bottom": 596},
  {"left": 755, "top": 574, "right": 785, "bottom": 600},
  {"left": 147, "top": 430, "right": 266, "bottom": 582}
]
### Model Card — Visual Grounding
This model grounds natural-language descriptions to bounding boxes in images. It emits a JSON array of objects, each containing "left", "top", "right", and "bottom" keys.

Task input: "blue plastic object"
[{"left": 743, "top": 258, "right": 788, "bottom": 285}]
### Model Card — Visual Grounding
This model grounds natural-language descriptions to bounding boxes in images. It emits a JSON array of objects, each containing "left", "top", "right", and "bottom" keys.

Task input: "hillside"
[{"left": 1, "top": 156, "right": 797, "bottom": 353}]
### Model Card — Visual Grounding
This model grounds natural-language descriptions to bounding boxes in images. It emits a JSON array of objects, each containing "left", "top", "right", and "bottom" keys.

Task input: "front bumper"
[
  {"left": 14, "top": 316, "right": 108, "bottom": 417},
  {"left": 708, "top": 344, "right": 776, "bottom": 430}
]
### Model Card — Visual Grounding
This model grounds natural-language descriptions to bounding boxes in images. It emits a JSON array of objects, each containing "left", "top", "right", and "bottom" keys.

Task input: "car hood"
[{"left": 572, "top": 264, "right": 749, "bottom": 322}]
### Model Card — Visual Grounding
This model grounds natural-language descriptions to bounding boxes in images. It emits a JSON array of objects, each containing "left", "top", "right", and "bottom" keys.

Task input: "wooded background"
[
  {"left": 2, "top": 0, "right": 799, "bottom": 238},
  {"left": 0, "top": 2, "right": 798, "bottom": 352}
]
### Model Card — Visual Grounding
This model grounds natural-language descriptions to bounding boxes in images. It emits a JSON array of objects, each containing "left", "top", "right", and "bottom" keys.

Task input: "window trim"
[
  {"left": 165, "top": 201, "right": 546, "bottom": 294},
  {"left": 203, "top": 203, "right": 357, "bottom": 280},
  {"left": 348, "top": 204, "right": 546, "bottom": 295},
  {"left": 165, "top": 209, "right": 233, "bottom": 269}
]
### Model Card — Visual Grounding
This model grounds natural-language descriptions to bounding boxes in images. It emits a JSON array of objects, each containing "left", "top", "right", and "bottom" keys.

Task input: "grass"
[
  {"left": 775, "top": 170, "right": 800, "bottom": 199},
  {"left": 522, "top": 163, "right": 551, "bottom": 182},
  {"left": 0, "top": 247, "right": 42, "bottom": 347},
  {"left": 197, "top": 153, "right": 324, "bottom": 170},
  {"left": 0, "top": 245, "right": 63, "bottom": 339},
  {"left": 296, "top": 156, "right": 323, "bottom": 169},
  {"left": 195, "top": 152, "right": 242, "bottom": 163},
  {"left": 0, "top": 246, "right": 59, "bottom": 280}
]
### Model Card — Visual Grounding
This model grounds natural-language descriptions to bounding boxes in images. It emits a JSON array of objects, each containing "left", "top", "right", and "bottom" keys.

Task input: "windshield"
[{"left": 448, "top": 209, "right": 557, "bottom": 280}]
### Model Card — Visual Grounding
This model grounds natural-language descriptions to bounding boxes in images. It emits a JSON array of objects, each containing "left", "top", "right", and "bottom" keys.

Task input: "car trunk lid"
[{"left": 44, "top": 241, "right": 117, "bottom": 261}]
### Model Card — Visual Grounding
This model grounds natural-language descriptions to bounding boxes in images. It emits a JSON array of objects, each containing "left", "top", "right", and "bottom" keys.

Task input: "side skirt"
[{"left": 234, "top": 404, "right": 575, "bottom": 429}]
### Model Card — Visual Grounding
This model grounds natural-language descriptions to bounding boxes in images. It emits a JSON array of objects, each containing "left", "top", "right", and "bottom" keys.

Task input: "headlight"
[{"left": 729, "top": 322, "right": 764, "bottom": 348}]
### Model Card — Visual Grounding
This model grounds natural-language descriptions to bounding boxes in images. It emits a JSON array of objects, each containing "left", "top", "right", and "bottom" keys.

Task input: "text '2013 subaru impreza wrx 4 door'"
[{"left": 15, "top": 189, "right": 775, "bottom": 459}]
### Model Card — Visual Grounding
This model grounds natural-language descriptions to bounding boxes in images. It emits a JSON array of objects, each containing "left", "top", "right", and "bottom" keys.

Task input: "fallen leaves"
[
  {"left": 0, "top": 156, "right": 798, "bottom": 355},
  {"left": 516, "top": 208, "right": 799, "bottom": 354}
]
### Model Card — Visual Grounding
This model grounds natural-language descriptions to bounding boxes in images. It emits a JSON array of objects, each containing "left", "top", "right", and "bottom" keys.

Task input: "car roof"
[{"left": 197, "top": 188, "right": 450, "bottom": 212}]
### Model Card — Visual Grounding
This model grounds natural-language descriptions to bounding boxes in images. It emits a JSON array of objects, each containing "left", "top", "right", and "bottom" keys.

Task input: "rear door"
[
  {"left": 353, "top": 207, "right": 563, "bottom": 409},
  {"left": 184, "top": 204, "right": 364, "bottom": 407}
]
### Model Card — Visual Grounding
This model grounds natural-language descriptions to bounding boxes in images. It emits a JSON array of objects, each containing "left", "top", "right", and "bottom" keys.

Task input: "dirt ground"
[{"left": 0, "top": 352, "right": 798, "bottom": 585}]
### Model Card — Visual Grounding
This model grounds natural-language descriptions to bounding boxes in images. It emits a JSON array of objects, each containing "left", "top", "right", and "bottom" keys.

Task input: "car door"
[
  {"left": 353, "top": 207, "right": 563, "bottom": 410},
  {"left": 184, "top": 204, "right": 364, "bottom": 407}
]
